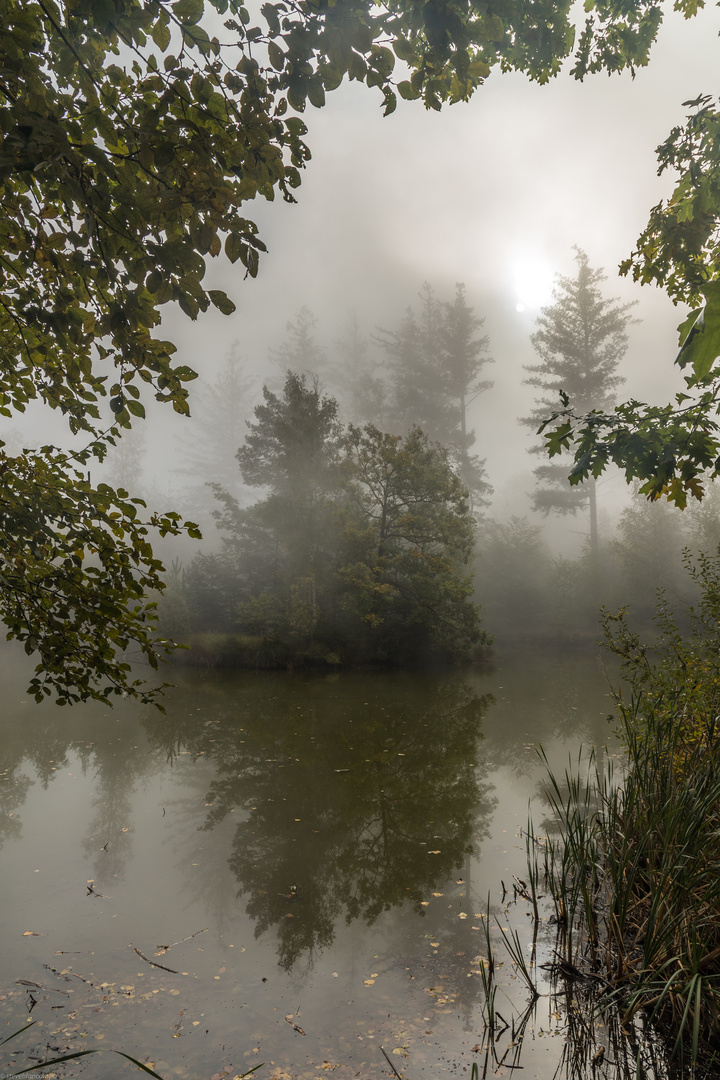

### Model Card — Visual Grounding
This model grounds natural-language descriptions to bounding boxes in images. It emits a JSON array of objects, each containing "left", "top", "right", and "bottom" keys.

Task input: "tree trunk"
[{"left": 589, "top": 477, "right": 598, "bottom": 561}]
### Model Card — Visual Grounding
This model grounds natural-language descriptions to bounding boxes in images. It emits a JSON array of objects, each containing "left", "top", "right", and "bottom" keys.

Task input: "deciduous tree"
[{"left": 340, "top": 424, "right": 483, "bottom": 661}]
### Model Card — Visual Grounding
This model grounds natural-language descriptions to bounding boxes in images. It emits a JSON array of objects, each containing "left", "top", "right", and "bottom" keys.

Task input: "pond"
[{"left": 0, "top": 646, "right": 621, "bottom": 1080}]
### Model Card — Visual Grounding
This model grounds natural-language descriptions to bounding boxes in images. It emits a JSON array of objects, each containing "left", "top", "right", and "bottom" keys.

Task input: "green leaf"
[
  {"left": 225, "top": 232, "right": 244, "bottom": 264},
  {"left": 397, "top": 80, "right": 420, "bottom": 101},
  {"left": 208, "top": 289, "right": 237, "bottom": 315},
  {"left": 151, "top": 20, "right": 171, "bottom": 51},
  {"left": 267, "top": 40, "right": 284, "bottom": 70},
  {"left": 676, "top": 282, "right": 720, "bottom": 383},
  {"left": 174, "top": 0, "right": 204, "bottom": 23},
  {"left": 307, "top": 80, "right": 326, "bottom": 108}
]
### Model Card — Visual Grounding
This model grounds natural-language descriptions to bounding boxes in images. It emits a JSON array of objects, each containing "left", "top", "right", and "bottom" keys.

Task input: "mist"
[{"left": 6, "top": 1, "right": 720, "bottom": 652}]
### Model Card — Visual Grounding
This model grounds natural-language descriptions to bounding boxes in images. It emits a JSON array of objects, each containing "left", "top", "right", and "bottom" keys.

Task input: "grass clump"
[{"left": 541, "top": 551, "right": 720, "bottom": 1075}]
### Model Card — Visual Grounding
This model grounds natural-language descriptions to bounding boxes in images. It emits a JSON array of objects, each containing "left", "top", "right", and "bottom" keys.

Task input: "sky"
[{"left": 12, "top": 2, "right": 720, "bottom": 549}]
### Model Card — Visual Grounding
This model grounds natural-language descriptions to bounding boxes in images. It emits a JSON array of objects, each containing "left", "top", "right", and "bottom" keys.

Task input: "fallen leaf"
[
  {"left": 458, "top": 912, "right": 468, "bottom": 919},
  {"left": 432, "top": 892, "right": 443, "bottom": 897},
  {"left": 428, "top": 850, "right": 441, "bottom": 854}
]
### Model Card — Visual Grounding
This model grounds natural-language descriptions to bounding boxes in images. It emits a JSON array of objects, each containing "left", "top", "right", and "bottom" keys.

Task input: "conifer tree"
[
  {"left": 378, "top": 284, "right": 493, "bottom": 511},
  {"left": 270, "top": 308, "right": 327, "bottom": 380},
  {"left": 522, "top": 249, "right": 635, "bottom": 557}
]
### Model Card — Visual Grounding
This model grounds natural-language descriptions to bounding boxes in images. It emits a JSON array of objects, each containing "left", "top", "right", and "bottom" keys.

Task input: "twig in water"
[
  {"left": 132, "top": 946, "right": 178, "bottom": 974},
  {"left": 155, "top": 928, "right": 208, "bottom": 952},
  {"left": 380, "top": 1046, "right": 403, "bottom": 1080},
  {"left": 284, "top": 1014, "right": 306, "bottom": 1036}
]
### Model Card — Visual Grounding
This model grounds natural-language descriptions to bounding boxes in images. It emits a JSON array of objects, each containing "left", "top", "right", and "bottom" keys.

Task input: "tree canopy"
[{"left": 0, "top": 0, "right": 711, "bottom": 701}]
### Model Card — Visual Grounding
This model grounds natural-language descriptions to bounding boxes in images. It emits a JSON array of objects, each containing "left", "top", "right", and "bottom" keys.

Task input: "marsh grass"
[{"left": 533, "top": 553, "right": 720, "bottom": 1075}]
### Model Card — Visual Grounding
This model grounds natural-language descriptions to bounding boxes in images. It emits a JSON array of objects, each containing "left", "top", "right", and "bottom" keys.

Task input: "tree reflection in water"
[{"left": 145, "top": 671, "right": 497, "bottom": 970}]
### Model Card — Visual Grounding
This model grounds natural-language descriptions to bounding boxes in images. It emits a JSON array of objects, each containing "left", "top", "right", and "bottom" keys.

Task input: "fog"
[
  {"left": 150, "top": 2, "right": 720, "bottom": 516},
  {"left": 9, "top": 3, "right": 720, "bottom": 641}
]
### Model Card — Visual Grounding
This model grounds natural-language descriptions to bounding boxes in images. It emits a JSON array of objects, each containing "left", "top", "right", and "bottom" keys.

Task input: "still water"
[{"left": 0, "top": 646, "right": 619, "bottom": 1079}]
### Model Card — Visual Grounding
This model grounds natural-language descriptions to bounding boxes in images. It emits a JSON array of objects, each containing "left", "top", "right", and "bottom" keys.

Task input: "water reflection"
[{"left": 145, "top": 672, "right": 496, "bottom": 970}]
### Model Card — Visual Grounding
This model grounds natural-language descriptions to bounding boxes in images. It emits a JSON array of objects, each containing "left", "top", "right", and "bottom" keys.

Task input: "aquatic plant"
[{"left": 534, "top": 557, "right": 720, "bottom": 1075}]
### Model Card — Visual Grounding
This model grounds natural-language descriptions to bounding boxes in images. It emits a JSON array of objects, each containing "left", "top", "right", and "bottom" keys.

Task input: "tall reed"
[{"left": 539, "top": 558, "right": 720, "bottom": 1075}]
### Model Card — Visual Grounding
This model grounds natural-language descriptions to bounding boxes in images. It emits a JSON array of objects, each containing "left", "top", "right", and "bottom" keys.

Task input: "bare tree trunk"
[{"left": 589, "top": 477, "right": 598, "bottom": 562}]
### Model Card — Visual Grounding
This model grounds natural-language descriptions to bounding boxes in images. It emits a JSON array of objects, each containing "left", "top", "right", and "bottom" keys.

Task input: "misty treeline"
[
  {"left": 153, "top": 283, "right": 493, "bottom": 666},
  {"left": 112, "top": 271, "right": 720, "bottom": 662}
]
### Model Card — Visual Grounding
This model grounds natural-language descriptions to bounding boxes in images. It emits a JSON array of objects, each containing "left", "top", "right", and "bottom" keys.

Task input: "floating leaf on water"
[{"left": 432, "top": 892, "right": 443, "bottom": 897}]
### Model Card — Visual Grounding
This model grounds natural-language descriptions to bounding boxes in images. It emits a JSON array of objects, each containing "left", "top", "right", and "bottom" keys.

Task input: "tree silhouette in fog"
[
  {"left": 378, "top": 284, "right": 493, "bottom": 511},
  {"left": 522, "top": 249, "right": 635, "bottom": 560}
]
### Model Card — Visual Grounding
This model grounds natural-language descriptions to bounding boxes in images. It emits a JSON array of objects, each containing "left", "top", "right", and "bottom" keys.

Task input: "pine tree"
[
  {"left": 442, "top": 283, "right": 494, "bottom": 509},
  {"left": 270, "top": 308, "right": 327, "bottom": 379},
  {"left": 522, "top": 249, "right": 636, "bottom": 557},
  {"left": 378, "top": 283, "right": 493, "bottom": 511},
  {"left": 327, "top": 313, "right": 389, "bottom": 428}
]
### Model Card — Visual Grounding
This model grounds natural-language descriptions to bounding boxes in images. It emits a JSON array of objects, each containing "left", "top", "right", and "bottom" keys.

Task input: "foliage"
[
  {"left": 340, "top": 423, "right": 484, "bottom": 660},
  {"left": 237, "top": 370, "right": 342, "bottom": 495},
  {"left": 0, "top": 448, "right": 200, "bottom": 706}
]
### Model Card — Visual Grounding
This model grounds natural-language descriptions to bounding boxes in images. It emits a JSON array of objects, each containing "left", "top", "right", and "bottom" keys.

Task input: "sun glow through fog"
[{"left": 512, "top": 257, "right": 555, "bottom": 313}]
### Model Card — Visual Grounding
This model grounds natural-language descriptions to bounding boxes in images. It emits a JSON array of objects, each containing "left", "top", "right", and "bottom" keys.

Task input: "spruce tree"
[
  {"left": 378, "top": 283, "right": 493, "bottom": 511},
  {"left": 522, "top": 249, "right": 636, "bottom": 557}
]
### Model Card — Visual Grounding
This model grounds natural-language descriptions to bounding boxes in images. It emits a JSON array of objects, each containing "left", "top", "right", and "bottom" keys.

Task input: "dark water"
[{"left": 0, "top": 647, "right": 619, "bottom": 1079}]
